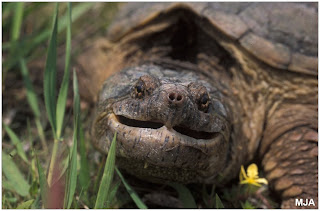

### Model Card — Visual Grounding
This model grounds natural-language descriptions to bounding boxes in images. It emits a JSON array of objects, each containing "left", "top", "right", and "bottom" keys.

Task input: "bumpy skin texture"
[
  {"left": 77, "top": 2, "right": 318, "bottom": 208},
  {"left": 92, "top": 65, "right": 234, "bottom": 183}
]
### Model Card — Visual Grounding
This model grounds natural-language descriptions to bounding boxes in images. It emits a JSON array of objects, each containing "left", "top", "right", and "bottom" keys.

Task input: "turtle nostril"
[
  {"left": 177, "top": 94, "right": 182, "bottom": 101},
  {"left": 169, "top": 93, "right": 176, "bottom": 101},
  {"left": 168, "top": 92, "right": 185, "bottom": 105}
]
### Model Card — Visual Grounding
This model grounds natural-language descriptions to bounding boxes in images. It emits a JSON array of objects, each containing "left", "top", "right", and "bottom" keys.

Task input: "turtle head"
[{"left": 92, "top": 64, "right": 231, "bottom": 183}]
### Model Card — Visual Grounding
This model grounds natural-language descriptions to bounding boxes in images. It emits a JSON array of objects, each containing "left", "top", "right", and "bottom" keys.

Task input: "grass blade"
[
  {"left": 11, "top": 2, "right": 24, "bottom": 39},
  {"left": 64, "top": 70, "right": 79, "bottom": 209},
  {"left": 73, "top": 70, "right": 80, "bottom": 134},
  {"left": 241, "top": 200, "right": 256, "bottom": 209},
  {"left": 10, "top": 2, "right": 24, "bottom": 40},
  {"left": 93, "top": 156, "right": 106, "bottom": 193},
  {"left": 64, "top": 144, "right": 77, "bottom": 209},
  {"left": 3, "top": 3, "right": 95, "bottom": 73},
  {"left": 2, "top": 152, "right": 30, "bottom": 197},
  {"left": 2, "top": 178, "right": 17, "bottom": 193},
  {"left": 20, "top": 58, "right": 47, "bottom": 152},
  {"left": 31, "top": 193, "right": 41, "bottom": 209},
  {"left": 34, "top": 118, "right": 48, "bottom": 153},
  {"left": 94, "top": 132, "right": 117, "bottom": 209},
  {"left": 19, "top": 58, "right": 40, "bottom": 117},
  {"left": 45, "top": 3, "right": 60, "bottom": 188},
  {"left": 3, "top": 124, "right": 29, "bottom": 164},
  {"left": 8, "top": 2, "right": 24, "bottom": 64},
  {"left": 59, "top": 3, "right": 94, "bottom": 31},
  {"left": 3, "top": 3, "right": 94, "bottom": 49},
  {"left": 17, "top": 8, "right": 48, "bottom": 152},
  {"left": 116, "top": 167, "right": 148, "bottom": 209},
  {"left": 79, "top": 123, "right": 90, "bottom": 191},
  {"left": 44, "top": 3, "right": 58, "bottom": 136},
  {"left": 169, "top": 183, "right": 197, "bottom": 208},
  {"left": 36, "top": 153, "right": 49, "bottom": 208},
  {"left": 105, "top": 180, "right": 121, "bottom": 208},
  {"left": 215, "top": 193, "right": 224, "bottom": 208},
  {"left": 202, "top": 184, "right": 215, "bottom": 208},
  {"left": 56, "top": 2, "right": 72, "bottom": 139},
  {"left": 16, "top": 199, "right": 34, "bottom": 209}
]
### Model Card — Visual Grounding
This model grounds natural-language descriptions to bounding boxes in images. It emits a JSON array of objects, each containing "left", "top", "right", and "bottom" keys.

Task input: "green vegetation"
[
  {"left": 2, "top": 2, "right": 275, "bottom": 209},
  {"left": 94, "top": 132, "right": 117, "bottom": 209}
]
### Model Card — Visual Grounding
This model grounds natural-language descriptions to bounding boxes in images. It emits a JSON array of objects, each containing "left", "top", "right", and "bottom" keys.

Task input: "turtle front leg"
[{"left": 261, "top": 126, "right": 318, "bottom": 208}]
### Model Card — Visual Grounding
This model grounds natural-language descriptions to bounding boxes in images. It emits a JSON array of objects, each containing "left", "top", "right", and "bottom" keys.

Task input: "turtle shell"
[{"left": 107, "top": 2, "right": 318, "bottom": 75}]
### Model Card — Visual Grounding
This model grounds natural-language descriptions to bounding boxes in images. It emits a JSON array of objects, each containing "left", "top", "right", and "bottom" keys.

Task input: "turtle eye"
[
  {"left": 134, "top": 80, "right": 145, "bottom": 98},
  {"left": 198, "top": 93, "right": 210, "bottom": 112}
]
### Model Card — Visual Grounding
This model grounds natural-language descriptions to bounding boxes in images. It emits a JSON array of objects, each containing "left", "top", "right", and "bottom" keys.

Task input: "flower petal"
[
  {"left": 247, "top": 164, "right": 258, "bottom": 178},
  {"left": 249, "top": 181, "right": 262, "bottom": 187},
  {"left": 240, "top": 165, "right": 248, "bottom": 181},
  {"left": 240, "top": 180, "right": 249, "bottom": 185},
  {"left": 255, "top": 178, "right": 268, "bottom": 185}
]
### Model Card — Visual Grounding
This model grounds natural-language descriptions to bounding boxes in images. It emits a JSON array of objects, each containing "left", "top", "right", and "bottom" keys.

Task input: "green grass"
[
  {"left": 16, "top": 199, "right": 34, "bottom": 209},
  {"left": 35, "top": 152, "right": 48, "bottom": 207},
  {"left": 94, "top": 132, "right": 117, "bottom": 209},
  {"left": 63, "top": 70, "right": 79, "bottom": 209},
  {"left": 116, "top": 167, "right": 148, "bottom": 209},
  {"left": 3, "top": 124, "right": 29, "bottom": 164},
  {"left": 20, "top": 58, "right": 47, "bottom": 153},
  {"left": 2, "top": 152, "right": 30, "bottom": 197},
  {"left": 3, "top": 3, "right": 97, "bottom": 76},
  {"left": 169, "top": 183, "right": 197, "bottom": 208},
  {"left": 2, "top": 3, "right": 124, "bottom": 208},
  {"left": 2, "top": 2, "right": 275, "bottom": 209}
]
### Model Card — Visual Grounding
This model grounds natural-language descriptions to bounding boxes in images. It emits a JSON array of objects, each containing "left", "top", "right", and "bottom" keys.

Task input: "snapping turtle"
[{"left": 76, "top": 2, "right": 318, "bottom": 208}]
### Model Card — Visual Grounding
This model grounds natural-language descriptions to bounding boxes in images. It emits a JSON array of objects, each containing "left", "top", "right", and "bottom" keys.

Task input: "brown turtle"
[{"left": 76, "top": 2, "right": 318, "bottom": 208}]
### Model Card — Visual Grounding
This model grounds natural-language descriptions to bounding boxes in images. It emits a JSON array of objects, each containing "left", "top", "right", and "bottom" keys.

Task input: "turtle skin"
[{"left": 76, "top": 3, "right": 318, "bottom": 208}]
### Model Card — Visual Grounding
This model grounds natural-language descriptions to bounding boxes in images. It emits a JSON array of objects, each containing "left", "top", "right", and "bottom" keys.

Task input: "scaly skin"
[
  {"left": 89, "top": 60, "right": 317, "bottom": 208},
  {"left": 92, "top": 65, "right": 241, "bottom": 184}
]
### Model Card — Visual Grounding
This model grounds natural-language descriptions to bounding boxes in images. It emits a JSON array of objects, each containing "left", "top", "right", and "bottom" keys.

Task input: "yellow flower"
[{"left": 239, "top": 164, "right": 268, "bottom": 187}]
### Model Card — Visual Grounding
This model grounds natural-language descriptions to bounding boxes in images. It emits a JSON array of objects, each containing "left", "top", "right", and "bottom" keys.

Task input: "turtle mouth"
[
  {"left": 116, "top": 115, "right": 217, "bottom": 140},
  {"left": 98, "top": 113, "right": 225, "bottom": 172}
]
